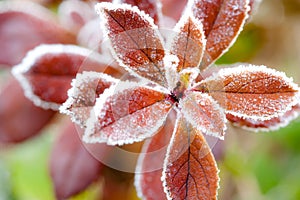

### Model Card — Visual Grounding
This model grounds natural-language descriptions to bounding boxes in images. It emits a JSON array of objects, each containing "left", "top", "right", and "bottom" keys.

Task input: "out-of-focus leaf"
[
  {"left": 58, "top": 0, "right": 96, "bottom": 33},
  {"left": 0, "top": 77, "right": 55, "bottom": 143},
  {"left": 0, "top": 1, "right": 76, "bottom": 68},
  {"left": 160, "top": 0, "right": 187, "bottom": 21},
  {"left": 50, "top": 121, "right": 103, "bottom": 200}
]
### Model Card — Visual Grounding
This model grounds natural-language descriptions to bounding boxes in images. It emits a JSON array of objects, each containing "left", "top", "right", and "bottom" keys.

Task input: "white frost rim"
[
  {"left": 12, "top": 44, "right": 104, "bottom": 110},
  {"left": 95, "top": 2, "right": 168, "bottom": 88},
  {"left": 59, "top": 71, "right": 119, "bottom": 125}
]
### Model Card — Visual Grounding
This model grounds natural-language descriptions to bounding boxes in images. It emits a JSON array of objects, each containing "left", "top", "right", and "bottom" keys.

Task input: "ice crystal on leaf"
[{"left": 11, "top": 0, "right": 300, "bottom": 199}]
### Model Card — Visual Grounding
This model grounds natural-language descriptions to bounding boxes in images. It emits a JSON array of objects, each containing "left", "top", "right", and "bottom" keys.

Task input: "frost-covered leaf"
[
  {"left": 180, "top": 92, "right": 226, "bottom": 139},
  {"left": 83, "top": 82, "right": 172, "bottom": 145},
  {"left": 169, "top": 14, "right": 205, "bottom": 72},
  {"left": 114, "top": 0, "right": 162, "bottom": 25},
  {"left": 0, "top": 1, "right": 75, "bottom": 67},
  {"left": 60, "top": 72, "right": 118, "bottom": 127},
  {"left": 12, "top": 44, "right": 108, "bottom": 110},
  {"left": 194, "top": 65, "right": 299, "bottom": 120},
  {"left": 162, "top": 115, "right": 219, "bottom": 200},
  {"left": 96, "top": 3, "right": 167, "bottom": 87},
  {"left": 135, "top": 112, "right": 175, "bottom": 200},
  {"left": 190, "top": 0, "right": 250, "bottom": 68},
  {"left": 0, "top": 78, "right": 55, "bottom": 143},
  {"left": 50, "top": 122, "right": 103, "bottom": 200},
  {"left": 227, "top": 104, "right": 300, "bottom": 132}
]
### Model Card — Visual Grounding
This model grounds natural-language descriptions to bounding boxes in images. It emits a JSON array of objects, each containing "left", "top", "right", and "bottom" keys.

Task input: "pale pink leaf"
[
  {"left": 96, "top": 3, "right": 167, "bottom": 87},
  {"left": 162, "top": 114, "right": 219, "bottom": 200},
  {"left": 50, "top": 121, "right": 103, "bottom": 200},
  {"left": 0, "top": 77, "right": 55, "bottom": 143},
  {"left": 0, "top": 1, "right": 75, "bottom": 67},
  {"left": 77, "top": 18, "right": 104, "bottom": 52},
  {"left": 180, "top": 92, "right": 227, "bottom": 139},
  {"left": 194, "top": 64, "right": 299, "bottom": 120},
  {"left": 60, "top": 71, "right": 118, "bottom": 127},
  {"left": 160, "top": 0, "right": 187, "bottom": 21},
  {"left": 58, "top": 0, "right": 96, "bottom": 33},
  {"left": 83, "top": 82, "right": 172, "bottom": 145}
]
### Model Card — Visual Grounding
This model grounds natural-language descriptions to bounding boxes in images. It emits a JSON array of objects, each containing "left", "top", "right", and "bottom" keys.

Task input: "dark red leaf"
[
  {"left": 181, "top": 92, "right": 226, "bottom": 139},
  {"left": 169, "top": 14, "right": 205, "bottom": 72},
  {"left": 191, "top": 0, "right": 250, "bottom": 68},
  {"left": 50, "top": 121, "right": 103, "bottom": 200},
  {"left": 194, "top": 65, "right": 299, "bottom": 120},
  {"left": 60, "top": 72, "right": 118, "bottom": 127},
  {"left": 227, "top": 104, "right": 300, "bottom": 131},
  {"left": 12, "top": 44, "right": 110, "bottom": 110},
  {"left": 0, "top": 1, "right": 76, "bottom": 68},
  {"left": 117, "top": 0, "right": 161, "bottom": 25},
  {"left": 83, "top": 83, "right": 172, "bottom": 145},
  {"left": 96, "top": 3, "right": 167, "bottom": 87},
  {"left": 135, "top": 111, "right": 176, "bottom": 200},
  {"left": 162, "top": 115, "right": 219, "bottom": 200},
  {"left": 0, "top": 77, "right": 55, "bottom": 143}
]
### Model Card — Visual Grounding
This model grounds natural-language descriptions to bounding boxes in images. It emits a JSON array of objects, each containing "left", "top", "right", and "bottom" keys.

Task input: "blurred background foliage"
[{"left": 1, "top": 0, "right": 300, "bottom": 199}]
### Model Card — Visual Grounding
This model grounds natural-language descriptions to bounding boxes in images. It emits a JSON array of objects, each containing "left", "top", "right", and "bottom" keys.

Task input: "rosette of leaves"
[{"left": 9, "top": 0, "right": 300, "bottom": 199}]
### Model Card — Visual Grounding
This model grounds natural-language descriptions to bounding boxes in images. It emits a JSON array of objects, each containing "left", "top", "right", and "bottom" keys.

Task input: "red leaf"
[
  {"left": 162, "top": 115, "right": 219, "bottom": 200},
  {"left": 116, "top": 0, "right": 162, "bottom": 25},
  {"left": 227, "top": 104, "right": 300, "bottom": 131},
  {"left": 135, "top": 112, "right": 176, "bottom": 200},
  {"left": 83, "top": 83, "right": 172, "bottom": 145},
  {"left": 190, "top": 0, "right": 250, "bottom": 68},
  {"left": 0, "top": 1, "right": 76, "bottom": 68},
  {"left": 60, "top": 72, "right": 118, "bottom": 127},
  {"left": 12, "top": 44, "right": 109, "bottom": 110},
  {"left": 96, "top": 3, "right": 167, "bottom": 87},
  {"left": 194, "top": 65, "right": 299, "bottom": 120},
  {"left": 0, "top": 77, "right": 55, "bottom": 143},
  {"left": 181, "top": 92, "right": 226, "bottom": 139},
  {"left": 50, "top": 121, "right": 103, "bottom": 200},
  {"left": 169, "top": 14, "right": 205, "bottom": 72},
  {"left": 160, "top": 0, "right": 187, "bottom": 21}
]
